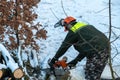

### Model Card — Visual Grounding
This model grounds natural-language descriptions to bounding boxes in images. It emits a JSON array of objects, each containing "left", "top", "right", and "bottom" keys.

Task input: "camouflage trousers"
[{"left": 84, "top": 49, "right": 109, "bottom": 80}]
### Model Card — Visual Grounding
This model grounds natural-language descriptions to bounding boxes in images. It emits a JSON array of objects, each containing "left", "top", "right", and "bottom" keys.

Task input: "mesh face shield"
[
  {"left": 54, "top": 19, "right": 68, "bottom": 31},
  {"left": 54, "top": 19, "right": 64, "bottom": 28}
]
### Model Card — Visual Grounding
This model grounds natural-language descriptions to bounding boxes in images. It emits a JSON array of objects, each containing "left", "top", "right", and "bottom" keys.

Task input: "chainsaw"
[{"left": 41, "top": 56, "right": 73, "bottom": 80}]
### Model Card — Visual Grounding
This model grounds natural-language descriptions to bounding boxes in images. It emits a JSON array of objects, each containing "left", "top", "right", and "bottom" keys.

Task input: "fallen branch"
[
  {"left": 0, "top": 64, "right": 23, "bottom": 79},
  {"left": 0, "top": 44, "right": 24, "bottom": 79}
]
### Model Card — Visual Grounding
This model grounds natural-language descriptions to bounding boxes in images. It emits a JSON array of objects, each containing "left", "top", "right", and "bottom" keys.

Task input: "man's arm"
[
  {"left": 54, "top": 31, "right": 78, "bottom": 59},
  {"left": 67, "top": 53, "right": 85, "bottom": 67},
  {"left": 49, "top": 31, "right": 78, "bottom": 68}
]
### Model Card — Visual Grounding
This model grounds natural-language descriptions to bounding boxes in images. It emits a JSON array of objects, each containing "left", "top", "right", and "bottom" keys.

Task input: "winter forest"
[{"left": 0, "top": 0, "right": 120, "bottom": 80}]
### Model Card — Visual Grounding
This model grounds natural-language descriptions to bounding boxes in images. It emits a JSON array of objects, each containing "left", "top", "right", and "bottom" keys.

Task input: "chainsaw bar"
[{"left": 41, "top": 68, "right": 70, "bottom": 76}]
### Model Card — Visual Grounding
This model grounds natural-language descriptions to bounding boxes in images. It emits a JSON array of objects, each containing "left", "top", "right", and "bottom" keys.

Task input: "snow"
[
  {"left": 70, "top": 67, "right": 85, "bottom": 80},
  {"left": 101, "top": 64, "right": 120, "bottom": 79},
  {"left": 17, "top": 45, "right": 23, "bottom": 67},
  {"left": 0, "top": 0, "right": 120, "bottom": 79},
  {"left": 29, "top": 50, "right": 39, "bottom": 67},
  {"left": 0, "top": 44, "right": 19, "bottom": 72},
  {"left": 0, "top": 64, "right": 7, "bottom": 69},
  {"left": 7, "top": 60, "right": 19, "bottom": 72},
  {"left": 35, "top": 0, "right": 120, "bottom": 79}
]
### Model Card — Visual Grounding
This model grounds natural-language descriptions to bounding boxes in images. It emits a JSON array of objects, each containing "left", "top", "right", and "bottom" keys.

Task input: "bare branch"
[
  {"left": 61, "top": 0, "right": 68, "bottom": 17},
  {"left": 111, "top": 35, "right": 120, "bottom": 43},
  {"left": 100, "top": 23, "right": 120, "bottom": 30},
  {"left": 95, "top": 7, "right": 109, "bottom": 13},
  {"left": 108, "top": 0, "right": 116, "bottom": 79},
  {"left": 50, "top": 8, "right": 59, "bottom": 20},
  {"left": 112, "top": 43, "right": 119, "bottom": 59}
]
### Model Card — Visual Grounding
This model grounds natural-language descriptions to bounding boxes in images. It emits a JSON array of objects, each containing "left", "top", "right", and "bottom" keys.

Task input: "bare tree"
[
  {"left": 108, "top": 0, "right": 120, "bottom": 79},
  {"left": 0, "top": 0, "right": 47, "bottom": 79},
  {"left": 108, "top": 0, "right": 115, "bottom": 79}
]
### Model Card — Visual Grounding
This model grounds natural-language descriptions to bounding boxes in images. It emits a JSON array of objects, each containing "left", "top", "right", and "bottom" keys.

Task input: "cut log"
[
  {"left": 13, "top": 68, "right": 24, "bottom": 79},
  {"left": 0, "top": 69, "right": 3, "bottom": 79},
  {"left": 0, "top": 68, "right": 24, "bottom": 79},
  {"left": 0, "top": 68, "right": 9, "bottom": 79},
  {"left": 0, "top": 44, "right": 24, "bottom": 79},
  {"left": 0, "top": 64, "right": 7, "bottom": 79}
]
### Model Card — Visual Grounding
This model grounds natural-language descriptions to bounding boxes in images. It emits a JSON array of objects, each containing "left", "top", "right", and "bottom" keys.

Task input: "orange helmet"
[
  {"left": 63, "top": 16, "right": 76, "bottom": 31},
  {"left": 54, "top": 16, "right": 76, "bottom": 31},
  {"left": 64, "top": 16, "right": 76, "bottom": 24}
]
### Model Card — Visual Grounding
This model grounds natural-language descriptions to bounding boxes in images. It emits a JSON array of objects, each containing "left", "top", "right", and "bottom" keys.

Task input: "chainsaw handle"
[{"left": 54, "top": 60, "right": 67, "bottom": 69}]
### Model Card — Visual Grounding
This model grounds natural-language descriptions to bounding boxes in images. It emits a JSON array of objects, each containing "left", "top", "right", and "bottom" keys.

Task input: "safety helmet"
[
  {"left": 54, "top": 16, "right": 76, "bottom": 31},
  {"left": 64, "top": 16, "right": 76, "bottom": 24},
  {"left": 63, "top": 16, "right": 76, "bottom": 31}
]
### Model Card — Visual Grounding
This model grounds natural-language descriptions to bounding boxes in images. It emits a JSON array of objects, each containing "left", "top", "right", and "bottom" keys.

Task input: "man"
[{"left": 49, "top": 16, "right": 110, "bottom": 80}]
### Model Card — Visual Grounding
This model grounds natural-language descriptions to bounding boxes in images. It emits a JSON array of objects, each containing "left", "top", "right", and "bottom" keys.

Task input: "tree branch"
[{"left": 108, "top": 0, "right": 115, "bottom": 79}]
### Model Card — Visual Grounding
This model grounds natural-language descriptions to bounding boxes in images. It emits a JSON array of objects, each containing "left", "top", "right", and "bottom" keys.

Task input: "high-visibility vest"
[{"left": 70, "top": 22, "right": 87, "bottom": 32}]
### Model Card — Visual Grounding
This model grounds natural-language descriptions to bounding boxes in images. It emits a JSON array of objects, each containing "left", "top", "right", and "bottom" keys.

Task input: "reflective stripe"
[{"left": 70, "top": 22, "right": 87, "bottom": 32}]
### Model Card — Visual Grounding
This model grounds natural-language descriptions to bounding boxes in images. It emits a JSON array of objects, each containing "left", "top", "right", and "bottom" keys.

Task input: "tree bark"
[{"left": 108, "top": 0, "right": 115, "bottom": 80}]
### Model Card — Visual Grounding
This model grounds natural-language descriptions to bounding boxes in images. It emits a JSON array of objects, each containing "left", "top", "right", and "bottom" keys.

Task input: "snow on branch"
[
  {"left": 0, "top": 44, "right": 18, "bottom": 72},
  {"left": 0, "top": 44, "right": 23, "bottom": 79}
]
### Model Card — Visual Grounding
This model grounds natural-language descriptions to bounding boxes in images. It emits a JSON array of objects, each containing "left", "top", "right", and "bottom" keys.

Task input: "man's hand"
[
  {"left": 67, "top": 60, "right": 78, "bottom": 69},
  {"left": 67, "top": 64, "right": 76, "bottom": 69},
  {"left": 48, "top": 58, "right": 58, "bottom": 71}
]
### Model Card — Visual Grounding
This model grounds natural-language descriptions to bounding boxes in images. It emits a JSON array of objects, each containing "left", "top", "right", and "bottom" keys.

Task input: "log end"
[
  {"left": 13, "top": 68, "right": 24, "bottom": 79},
  {"left": 0, "top": 70, "right": 3, "bottom": 78}
]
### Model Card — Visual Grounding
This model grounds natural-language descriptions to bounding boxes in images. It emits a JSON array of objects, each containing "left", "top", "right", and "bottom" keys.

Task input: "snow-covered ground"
[
  {"left": 0, "top": 0, "right": 119, "bottom": 80},
  {"left": 34, "top": 0, "right": 120, "bottom": 79}
]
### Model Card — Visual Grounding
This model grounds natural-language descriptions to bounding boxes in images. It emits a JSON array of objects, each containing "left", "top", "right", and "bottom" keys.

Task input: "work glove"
[
  {"left": 67, "top": 60, "right": 78, "bottom": 69},
  {"left": 48, "top": 57, "right": 58, "bottom": 71}
]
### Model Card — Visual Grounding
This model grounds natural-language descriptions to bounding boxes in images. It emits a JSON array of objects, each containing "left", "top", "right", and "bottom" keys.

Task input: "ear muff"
[{"left": 63, "top": 22, "right": 69, "bottom": 31}]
